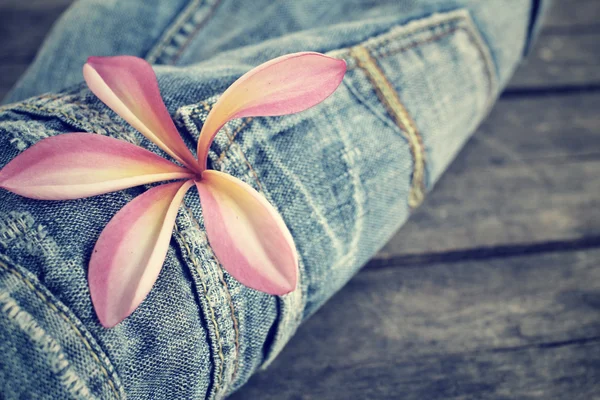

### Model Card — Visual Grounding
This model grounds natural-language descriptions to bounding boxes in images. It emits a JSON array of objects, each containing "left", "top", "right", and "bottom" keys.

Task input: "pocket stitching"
[
  {"left": 216, "top": 118, "right": 254, "bottom": 164},
  {"left": 341, "top": 10, "right": 497, "bottom": 207},
  {"left": 350, "top": 45, "right": 427, "bottom": 208}
]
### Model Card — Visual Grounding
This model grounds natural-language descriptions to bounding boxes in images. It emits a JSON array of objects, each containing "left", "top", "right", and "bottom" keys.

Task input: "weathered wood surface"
[
  {"left": 0, "top": 0, "right": 599, "bottom": 399},
  {"left": 230, "top": 249, "right": 600, "bottom": 399},
  {"left": 508, "top": 31, "right": 600, "bottom": 89},
  {"left": 543, "top": 0, "right": 600, "bottom": 30},
  {"left": 0, "top": 0, "right": 73, "bottom": 100}
]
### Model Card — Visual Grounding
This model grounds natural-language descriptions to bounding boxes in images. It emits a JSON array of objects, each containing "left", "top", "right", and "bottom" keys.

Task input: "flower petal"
[
  {"left": 196, "top": 170, "right": 298, "bottom": 295},
  {"left": 89, "top": 180, "right": 193, "bottom": 328},
  {"left": 0, "top": 133, "right": 195, "bottom": 200},
  {"left": 196, "top": 52, "right": 346, "bottom": 169},
  {"left": 83, "top": 56, "right": 199, "bottom": 172}
]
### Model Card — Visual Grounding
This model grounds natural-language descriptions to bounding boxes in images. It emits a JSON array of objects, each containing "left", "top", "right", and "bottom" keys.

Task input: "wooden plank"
[
  {"left": 375, "top": 93, "right": 600, "bottom": 262},
  {"left": 233, "top": 344, "right": 600, "bottom": 399},
  {"left": 507, "top": 31, "right": 600, "bottom": 90},
  {"left": 230, "top": 248, "right": 600, "bottom": 399},
  {"left": 0, "top": 0, "right": 72, "bottom": 64},
  {"left": 543, "top": 0, "right": 600, "bottom": 30},
  {"left": 232, "top": 250, "right": 600, "bottom": 400},
  {"left": 0, "top": 0, "right": 73, "bottom": 100}
]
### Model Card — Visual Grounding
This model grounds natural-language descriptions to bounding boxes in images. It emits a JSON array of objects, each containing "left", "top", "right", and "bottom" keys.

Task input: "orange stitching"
[
  {"left": 0, "top": 258, "right": 121, "bottom": 398},
  {"left": 456, "top": 26, "right": 496, "bottom": 103},
  {"left": 197, "top": 100, "right": 212, "bottom": 113},
  {"left": 343, "top": 20, "right": 496, "bottom": 208},
  {"left": 350, "top": 45, "right": 426, "bottom": 208},
  {"left": 181, "top": 204, "right": 240, "bottom": 382},
  {"left": 237, "top": 147, "right": 265, "bottom": 193},
  {"left": 219, "top": 124, "right": 264, "bottom": 193},
  {"left": 216, "top": 118, "right": 253, "bottom": 163}
]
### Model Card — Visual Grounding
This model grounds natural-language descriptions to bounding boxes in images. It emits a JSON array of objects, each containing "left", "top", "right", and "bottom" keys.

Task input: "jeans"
[{"left": 0, "top": 0, "right": 545, "bottom": 398}]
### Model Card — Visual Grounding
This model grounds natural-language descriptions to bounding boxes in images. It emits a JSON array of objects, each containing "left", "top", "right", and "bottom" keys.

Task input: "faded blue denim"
[{"left": 0, "top": 0, "right": 546, "bottom": 398}]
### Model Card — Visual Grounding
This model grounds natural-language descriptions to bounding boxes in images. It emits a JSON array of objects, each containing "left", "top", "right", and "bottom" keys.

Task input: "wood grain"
[
  {"left": 543, "top": 0, "right": 600, "bottom": 30},
  {"left": 508, "top": 31, "right": 600, "bottom": 90},
  {"left": 230, "top": 249, "right": 600, "bottom": 399},
  {"left": 0, "top": 0, "right": 73, "bottom": 100}
]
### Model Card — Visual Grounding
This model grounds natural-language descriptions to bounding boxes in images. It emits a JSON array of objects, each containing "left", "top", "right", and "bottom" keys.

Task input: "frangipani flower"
[{"left": 0, "top": 53, "right": 346, "bottom": 327}]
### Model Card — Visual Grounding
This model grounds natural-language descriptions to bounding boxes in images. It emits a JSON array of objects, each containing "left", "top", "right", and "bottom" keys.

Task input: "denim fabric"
[{"left": 0, "top": 1, "right": 540, "bottom": 398}]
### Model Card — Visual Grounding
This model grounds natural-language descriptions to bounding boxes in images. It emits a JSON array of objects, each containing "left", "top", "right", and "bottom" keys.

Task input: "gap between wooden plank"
[
  {"left": 368, "top": 235, "right": 600, "bottom": 269},
  {"left": 503, "top": 83, "right": 600, "bottom": 98}
]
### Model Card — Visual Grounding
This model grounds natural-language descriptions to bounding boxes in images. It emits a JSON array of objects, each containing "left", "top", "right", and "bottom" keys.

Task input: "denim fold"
[{"left": 0, "top": 1, "right": 540, "bottom": 398}]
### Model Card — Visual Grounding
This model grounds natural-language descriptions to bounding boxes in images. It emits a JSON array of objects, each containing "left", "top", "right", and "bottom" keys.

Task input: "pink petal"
[
  {"left": 196, "top": 170, "right": 298, "bottom": 295},
  {"left": 83, "top": 56, "right": 199, "bottom": 172},
  {"left": 0, "top": 133, "right": 195, "bottom": 200},
  {"left": 89, "top": 180, "right": 193, "bottom": 328},
  {"left": 196, "top": 52, "right": 346, "bottom": 169}
]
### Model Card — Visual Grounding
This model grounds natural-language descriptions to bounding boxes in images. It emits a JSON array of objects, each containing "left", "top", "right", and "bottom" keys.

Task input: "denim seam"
[
  {"left": 4, "top": 103, "right": 139, "bottom": 145},
  {"left": 337, "top": 10, "right": 496, "bottom": 202},
  {"left": 221, "top": 124, "right": 265, "bottom": 193},
  {"left": 5, "top": 105, "right": 102, "bottom": 133},
  {"left": 350, "top": 45, "right": 426, "bottom": 208},
  {"left": 0, "top": 255, "right": 123, "bottom": 399},
  {"left": 365, "top": 16, "right": 465, "bottom": 57},
  {"left": 216, "top": 118, "right": 254, "bottom": 163},
  {"left": 194, "top": 100, "right": 247, "bottom": 383},
  {"left": 396, "top": 14, "right": 494, "bottom": 105},
  {"left": 0, "top": 93, "right": 62, "bottom": 110},
  {"left": 3, "top": 87, "right": 106, "bottom": 116},
  {"left": 181, "top": 201, "right": 241, "bottom": 384},
  {"left": 213, "top": 258, "right": 240, "bottom": 382},
  {"left": 172, "top": 221, "right": 226, "bottom": 396},
  {"left": 146, "top": 0, "right": 223, "bottom": 65},
  {"left": 0, "top": 291, "right": 93, "bottom": 397},
  {"left": 173, "top": 100, "right": 242, "bottom": 392},
  {"left": 373, "top": 27, "right": 460, "bottom": 59},
  {"left": 339, "top": 10, "right": 496, "bottom": 106},
  {"left": 178, "top": 100, "right": 307, "bottom": 375},
  {"left": 146, "top": 0, "right": 204, "bottom": 63}
]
